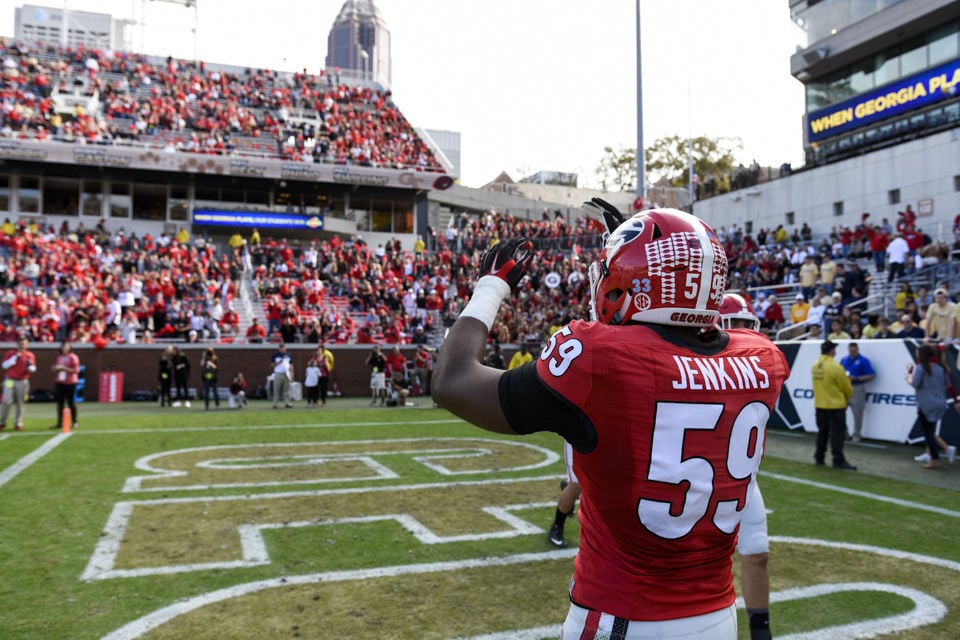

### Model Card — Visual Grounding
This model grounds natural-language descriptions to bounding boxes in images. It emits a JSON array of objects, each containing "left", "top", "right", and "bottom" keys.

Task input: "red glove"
[{"left": 478, "top": 237, "right": 533, "bottom": 292}]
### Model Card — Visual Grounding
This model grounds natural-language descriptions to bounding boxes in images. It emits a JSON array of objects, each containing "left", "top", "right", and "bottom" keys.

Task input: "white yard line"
[
  {"left": 57, "top": 418, "right": 467, "bottom": 436},
  {"left": 99, "top": 549, "right": 579, "bottom": 640},
  {"left": 82, "top": 475, "right": 563, "bottom": 581},
  {"left": 0, "top": 432, "right": 71, "bottom": 489},
  {"left": 760, "top": 471, "right": 960, "bottom": 518},
  {"left": 100, "top": 538, "right": 957, "bottom": 640}
]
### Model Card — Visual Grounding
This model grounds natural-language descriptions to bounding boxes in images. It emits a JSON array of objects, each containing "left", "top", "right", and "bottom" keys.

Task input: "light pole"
[{"left": 635, "top": 0, "right": 645, "bottom": 205}]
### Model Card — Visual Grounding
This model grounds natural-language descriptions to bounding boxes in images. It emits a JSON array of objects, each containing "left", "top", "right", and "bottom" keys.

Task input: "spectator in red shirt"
[
  {"left": 245, "top": 318, "right": 266, "bottom": 343},
  {"left": 355, "top": 325, "right": 374, "bottom": 344},
  {"left": 762, "top": 296, "right": 785, "bottom": 331},
  {"left": 897, "top": 205, "right": 918, "bottom": 232},
  {"left": 868, "top": 226, "right": 889, "bottom": 273},
  {"left": 425, "top": 289, "right": 443, "bottom": 329},
  {"left": 221, "top": 306, "right": 240, "bottom": 335},
  {"left": 385, "top": 345, "right": 408, "bottom": 385},
  {"left": 52, "top": 341, "right": 81, "bottom": 430}
]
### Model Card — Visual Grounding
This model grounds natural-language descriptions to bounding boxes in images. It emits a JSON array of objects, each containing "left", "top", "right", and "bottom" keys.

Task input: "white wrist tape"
[{"left": 459, "top": 276, "right": 511, "bottom": 331}]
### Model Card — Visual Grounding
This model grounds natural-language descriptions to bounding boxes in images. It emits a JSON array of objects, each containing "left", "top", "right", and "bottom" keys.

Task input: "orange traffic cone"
[{"left": 61, "top": 407, "right": 72, "bottom": 434}]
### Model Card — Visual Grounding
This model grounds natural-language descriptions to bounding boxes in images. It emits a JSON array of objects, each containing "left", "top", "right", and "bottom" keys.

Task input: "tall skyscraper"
[{"left": 326, "top": 0, "right": 392, "bottom": 87}]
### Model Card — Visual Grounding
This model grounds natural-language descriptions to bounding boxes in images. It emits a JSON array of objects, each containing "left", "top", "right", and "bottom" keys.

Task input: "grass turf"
[{"left": 0, "top": 398, "right": 957, "bottom": 639}]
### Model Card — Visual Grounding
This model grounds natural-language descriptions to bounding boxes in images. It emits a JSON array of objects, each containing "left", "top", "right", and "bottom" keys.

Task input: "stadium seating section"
[{"left": 1, "top": 39, "right": 444, "bottom": 171}]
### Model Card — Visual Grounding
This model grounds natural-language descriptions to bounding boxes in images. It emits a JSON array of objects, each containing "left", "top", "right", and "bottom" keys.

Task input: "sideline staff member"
[
  {"left": 839, "top": 342, "right": 875, "bottom": 442},
  {"left": 812, "top": 340, "right": 856, "bottom": 469},
  {"left": 0, "top": 335, "right": 37, "bottom": 431}
]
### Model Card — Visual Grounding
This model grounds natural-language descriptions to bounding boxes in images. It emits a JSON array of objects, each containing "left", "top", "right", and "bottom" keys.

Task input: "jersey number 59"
[{"left": 638, "top": 401, "right": 768, "bottom": 540}]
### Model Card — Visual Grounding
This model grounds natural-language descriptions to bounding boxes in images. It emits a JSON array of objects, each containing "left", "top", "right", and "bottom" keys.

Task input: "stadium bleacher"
[{"left": 1, "top": 39, "right": 444, "bottom": 172}]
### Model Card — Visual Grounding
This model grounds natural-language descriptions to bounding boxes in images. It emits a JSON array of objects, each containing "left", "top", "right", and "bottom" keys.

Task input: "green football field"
[{"left": 0, "top": 398, "right": 957, "bottom": 639}]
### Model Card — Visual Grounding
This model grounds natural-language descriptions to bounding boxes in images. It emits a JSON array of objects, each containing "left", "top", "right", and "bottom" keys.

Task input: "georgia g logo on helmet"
[{"left": 605, "top": 217, "right": 646, "bottom": 264}]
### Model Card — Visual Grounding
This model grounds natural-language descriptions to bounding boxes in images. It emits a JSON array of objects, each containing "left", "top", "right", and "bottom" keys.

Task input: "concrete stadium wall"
[{"left": 692, "top": 129, "right": 959, "bottom": 241}]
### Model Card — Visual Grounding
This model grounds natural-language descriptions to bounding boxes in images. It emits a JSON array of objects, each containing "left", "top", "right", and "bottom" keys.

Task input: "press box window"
[
  {"left": 169, "top": 185, "right": 189, "bottom": 221},
  {"left": 133, "top": 184, "right": 167, "bottom": 221},
  {"left": 18, "top": 176, "right": 40, "bottom": 214},
  {"left": 109, "top": 183, "right": 131, "bottom": 218},
  {"left": 82, "top": 181, "right": 103, "bottom": 217},
  {"left": 888, "top": 189, "right": 900, "bottom": 205},
  {"left": 42, "top": 177, "right": 80, "bottom": 215},
  {"left": 0, "top": 174, "right": 9, "bottom": 212},
  {"left": 833, "top": 202, "right": 843, "bottom": 217}
]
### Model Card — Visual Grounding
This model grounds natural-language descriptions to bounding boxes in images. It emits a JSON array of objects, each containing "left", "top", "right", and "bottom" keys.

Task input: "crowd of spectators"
[
  {"left": 0, "top": 216, "right": 239, "bottom": 345},
  {"left": 242, "top": 209, "right": 604, "bottom": 347},
  {"left": 0, "top": 199, "right": 954, "bottom": 349},
  {"left": 730, "top": 207, "right": 957, "bottom": 342},
  {"left": 1, "top": 38, "right": 444, "bottom": 171}
]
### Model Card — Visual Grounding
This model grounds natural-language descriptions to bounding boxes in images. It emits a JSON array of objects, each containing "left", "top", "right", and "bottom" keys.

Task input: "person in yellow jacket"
[
  {"left": 508, "top": 343, "right": 533, "bottom": 370},
  {"left": 811, "top": 340, "right": 857, "bottom": 470},
  {"left": 790, "top": 293, "right": 810, "bottom": 326},
  {"left": 316, "top": 343, "right": 335, "bottom": 406},
  {"left": 228, "top": 232, "right": 244, "bottom": 251},
  {"left": 318, "top": 343, "right": 335, "bottom": 374}
]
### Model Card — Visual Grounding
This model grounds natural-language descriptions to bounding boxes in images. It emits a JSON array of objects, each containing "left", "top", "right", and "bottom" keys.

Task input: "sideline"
[{"left": 0, "top": 432, "right": 71, "bottom": 489}]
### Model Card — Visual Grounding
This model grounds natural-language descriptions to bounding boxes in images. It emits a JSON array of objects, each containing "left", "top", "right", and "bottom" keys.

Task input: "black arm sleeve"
[{"left": 498, "top": 362, "right": 598, "bottom": 454}]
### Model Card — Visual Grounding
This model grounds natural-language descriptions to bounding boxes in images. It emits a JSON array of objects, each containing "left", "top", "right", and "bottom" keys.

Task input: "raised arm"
[{"left": 433, "top": 238, "right": 533, "bottom": 435}]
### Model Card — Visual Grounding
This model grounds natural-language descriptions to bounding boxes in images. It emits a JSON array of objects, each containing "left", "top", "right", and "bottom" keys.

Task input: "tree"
[
  {"left": 644, "top": 135, "right": 741, "bottom": 187},
  {"left": 594, "top": 145, "right": 636, "bottom": 192}
]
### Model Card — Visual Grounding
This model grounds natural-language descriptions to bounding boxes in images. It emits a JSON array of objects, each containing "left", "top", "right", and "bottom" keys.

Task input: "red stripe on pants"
[{"left": 579, "top": 608, "right": 602, "bottom": 640}]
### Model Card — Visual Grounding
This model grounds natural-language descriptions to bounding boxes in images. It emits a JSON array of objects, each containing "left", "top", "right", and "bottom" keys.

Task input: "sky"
[{"left": 1, "top": 0, "right": 808, "bottom": 189}]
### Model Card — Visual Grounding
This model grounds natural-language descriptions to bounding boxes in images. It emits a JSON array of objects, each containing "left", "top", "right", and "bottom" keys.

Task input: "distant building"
[
  {"left": 326, "top": 0, "right": 392, "bottom": 87},
  {"left": 422, "top": 129, "right": 461, "bottom": 179},
  {"left": 519, "top": 171, "right": 579, "bottom": 187},
  {"left": 14, "top": 4, "right": 123, "bottom": 50}
]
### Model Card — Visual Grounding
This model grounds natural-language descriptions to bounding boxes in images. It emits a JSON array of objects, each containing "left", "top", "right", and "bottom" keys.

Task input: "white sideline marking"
[
  {"left": 759, "top": 582, "right": 946, "bottom": 640},
  {"left": 100, "top": 538, "right": 957, "bottom": 640},
  {"left": 453, "top": 627, "right": 559, "bottom": 640},
  {"left": 123, "top": 437, "right": 559, "bottom": 492},
  {"left": 82, "top": 475, "right": 561, "bottom": 581},
  {"left": 99, "top": 549, "right": 579, "bottom": 640},
  {"left": 0, "top": 433, "right": 9, "bottom": 441},
  {"left": 0, "top": 432, "right": 71, "bottom": 489},
  {"left": 770, "top": 536, "right": 960, "bottom": 573},
  {"left": 76, "top": 418, "right": 468, "bottom": 436},
  {"left": 460, "top": 581, "right": 947, "bottom": 640},
  {"left": 760, "top": 471, "right": 960, "bottom": 518}
]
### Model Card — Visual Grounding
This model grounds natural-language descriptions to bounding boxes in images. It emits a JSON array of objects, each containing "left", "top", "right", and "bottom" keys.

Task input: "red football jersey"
[{"left": 535, "top": 321, "right": 789, "bottom": 621}]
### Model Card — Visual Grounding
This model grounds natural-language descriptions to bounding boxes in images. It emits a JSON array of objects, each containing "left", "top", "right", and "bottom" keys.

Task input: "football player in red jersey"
[
  {"left": 434, "top": 203, "right": 789, "bottom": 640},
  {"left": 718, "top": 292, "right": 773, "bottom": 640}
]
